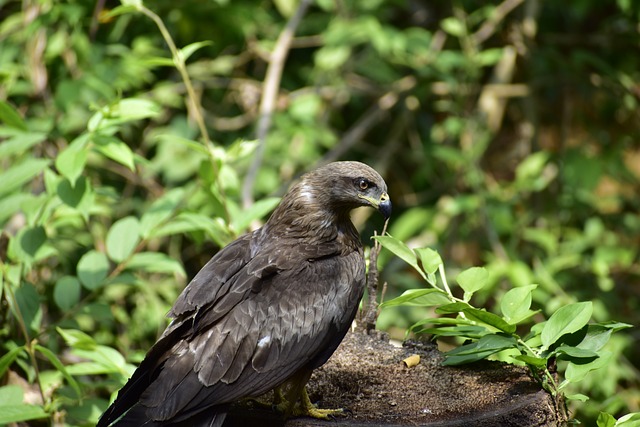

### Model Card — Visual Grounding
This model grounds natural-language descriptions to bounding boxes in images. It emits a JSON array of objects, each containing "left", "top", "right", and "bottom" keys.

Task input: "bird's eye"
[{"left": 358, "top": 179, "right": 369, "bottom": 190}]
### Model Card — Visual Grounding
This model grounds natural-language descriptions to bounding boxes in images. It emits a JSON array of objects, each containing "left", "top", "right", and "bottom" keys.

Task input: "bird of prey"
[{"left": 97, "top": 161, "right": 391, "bottom": 427}]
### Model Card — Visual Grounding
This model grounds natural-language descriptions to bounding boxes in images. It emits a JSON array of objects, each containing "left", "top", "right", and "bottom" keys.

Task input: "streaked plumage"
[{"left": 97, "top": 161, "right": 391, "bottom": 427}]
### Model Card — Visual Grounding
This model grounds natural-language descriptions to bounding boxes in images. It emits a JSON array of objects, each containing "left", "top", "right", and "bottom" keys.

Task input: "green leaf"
[
  {"left": 415, "top": 247, "right": 442, "bottom": 275},
  {"left": 226, "top": 139, "right": 259, "bottom": 161},
  {"left": 72, "top": 345, "right": 130, "bottom": 374},
  {"left": 515, "top": 151, "right": 549, "bottom": 183},
  {"left": 0, "top": 101, "right": 27, "bottom": 130},
  {"left": 374, "top": 235, "right": 423, "bottom": 278},
  {"left": 0, "top": 385, "right": 23, "bottom": 405},
  {"left": 442, "top": 336, "right": 513, "bottom": 365},
  {"left": 231, "top": 197, "right": 280, "bottom": 232},
  {"left": 53, "top": 276, "right": 81, "bottom": 311},
  {"left": 600, "top": 321, "right": 633, "bottom": 332},
  {"left": 88, "top": 98, "right": 161, "bottom": 132},
  {"left": 18, "top": 226, "right": 47, "bottom": 258},
  {"left": 380, "top": 289, "right": 450, "bottom": 308},
  {"left": 65, "top": 361, "right": 122, "bottom": 376},
  {"left": 64, "top": 397, "right": 108, "bottom": 425},
  {"left": 125, "top": 252, "right": 185, "bottom": 276},
  {"left": 456, "top": 334, "right": 516, "bottom": 355},
  {"left": 179, "top": 41, "right": 213, "bottom": 62},
  {"left": 139, "top": 188, "right": 185, "bottom": 238},
  {"left": 554, "top": 345, "right": 599, "bottom": 360},
  {"left": 121, "top": 0, "right": 141, "bottom": 6},
  {"left": 616, "top": 413, "right": 640, "bottom": 427},
  {"left": 0, "top": 347, "right": 25, "bottom": 377},
  {"left": 565, "top": 393, "right": 589, "bottom": 402},
  {"left": 596, "top": 412, "right": 616, "bottom": 427},
  {"left": 14, "top": 283, "right": 42, "bottom": 336},
  {"left": 314, "top": 45, "right": 351, "bottom": 70},
  {"left": 274, "top": 0, "right": 296, "bottom": 17},
  {"left": 102, "top": 4, "right": 138, "bottom": 18},
  {"left": 456, "top": 267, "right": 489, "bottom": 299},
  {"left": 476, "top": 48, "right": 504, "bottom": 66},
  {"left": 0, "top": 130, "right": 46, "bottom": 158},
  {"left": 541, "top": 301, "right": 593, "bottom": 350},
  {"left": 513, "top": 354, "right": 547, "bottom": 367},
  {"left": 564, "top": 350, "right": 611, "bottom": 384},
  {"left": 0, "top": 158, "right": 50, "bottom": 198},
  {"left": 57, "top": 176, "right": 91, "bottom": 208},
  {"left": 501, "top": 284, "right": 537, "bottom": 324},
  {"left": 151, "top": 212, "right": 232, "bottom": 247},
  {"left": 435, "top": 302, "right": 472, "bottom": 314},
  {"left": 144, "top": 56, "right": 175, "bottom": 67},
  {"left": 0, "top": 193, "right": 31, "bottom": 225},
  {"left": 574, "top": 325, "right": 612, "bottom": 352},
  {"left": 106, "top": 216, "right": 141, "bottom": 262},
  {"left": 443, "top": 349, "right": 498, "bottom": 365},
  {"left": 417, "top": 325, "right": 486, "bottom": 339},
  {"left": 441, "top": 17, "right": 466, "bottom": 37},
  {"left": 55, "top": 136, "right": 89, "bottom": 185},
  {"left": 93, "top": 134, "right": 136, "bottom": 170},
  {"left": 0, "top": 403, "right": 48, "bottom": 424},
  {"left": 522, "top": 228, "right": 558, "bottom": 255},
  {"left": 34, "top": 345, "right": 81, "bottom": 398},
  {"left": 77, "top": 250, "right": 110, "bottom": 290},
  {"left": 464, "top": 307, "right": 517, "bottom": 334},
  {"left": 57, "top": 327, "right": 97, "bottom": 350}
]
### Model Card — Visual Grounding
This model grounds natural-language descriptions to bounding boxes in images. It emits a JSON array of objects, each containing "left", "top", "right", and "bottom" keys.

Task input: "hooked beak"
[{"left": 359, "top": 192, "right": 392, "bottom": 219}]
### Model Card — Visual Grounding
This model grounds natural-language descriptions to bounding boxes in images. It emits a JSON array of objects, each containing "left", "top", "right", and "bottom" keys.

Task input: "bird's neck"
[{"left": 263, "top": 184, "right": 360, "bottom": 249}]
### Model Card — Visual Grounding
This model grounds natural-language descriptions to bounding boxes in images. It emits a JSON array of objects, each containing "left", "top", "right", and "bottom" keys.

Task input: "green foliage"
[
  {"left": 377, "top": 234, "right": 632, "bottom": 401},
  {"left": 1, "top": 0, "right": 638, "bottom": 425}
]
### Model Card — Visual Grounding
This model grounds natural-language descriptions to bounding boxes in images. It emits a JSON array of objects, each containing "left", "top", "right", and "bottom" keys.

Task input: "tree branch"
[{"left": 242, "top": 0, "right": 313, "bottom": 209}]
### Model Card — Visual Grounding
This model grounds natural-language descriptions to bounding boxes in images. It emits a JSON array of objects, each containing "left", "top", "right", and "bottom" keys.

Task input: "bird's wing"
[
  {"left": 99, "top": 230, "right": 364, "bottom": 426},
  {"left": 98, "top": 233, "right": 255, "bottom": 426},
  {"left": 138, "top": 239, "right": 365, "bottom": 422}
]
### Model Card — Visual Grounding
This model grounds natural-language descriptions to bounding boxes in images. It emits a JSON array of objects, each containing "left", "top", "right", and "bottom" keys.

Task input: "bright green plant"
[
  {"left": 597, "top": 411, "right": 640, "bottom": 427},
  {"left": 376, "top": 234, "right": 632, "bottom": 410}
]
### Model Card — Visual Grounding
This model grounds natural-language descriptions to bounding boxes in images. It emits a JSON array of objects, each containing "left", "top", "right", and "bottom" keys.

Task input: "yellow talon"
[
  {"left": 292, "top": 387, "right": 344, "bottom": 419},
  {"left": 270, "top": 384, "right": 344, "bottom": 420}
]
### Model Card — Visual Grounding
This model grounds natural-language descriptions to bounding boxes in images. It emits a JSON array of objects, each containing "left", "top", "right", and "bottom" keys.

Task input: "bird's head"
[
  {"left": 265, "top": 161, "right": 391, "bottom": 240},
  {"left": 302, "top": 161, "right": 392, "bottom": 219}
]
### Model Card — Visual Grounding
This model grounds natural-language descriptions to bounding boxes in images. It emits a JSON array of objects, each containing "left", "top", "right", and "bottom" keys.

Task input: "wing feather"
[{"left": 102, "top": 229, "right": 364, "bottom": 425}]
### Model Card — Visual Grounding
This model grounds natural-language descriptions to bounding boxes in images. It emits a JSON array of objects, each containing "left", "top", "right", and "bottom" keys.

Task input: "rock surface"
[{"left": 225, "top": 331, "right": 565, "bottom": 426}]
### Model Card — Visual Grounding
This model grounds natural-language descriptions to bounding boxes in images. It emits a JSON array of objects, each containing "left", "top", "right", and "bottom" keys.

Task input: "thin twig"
[
  {"left": 137, "top": 5, "right": 231, "bottom": 223},
  {"left": 322, "top": 76, "right": 417, "bottom": 164},
  {"left": 362, "top": 218, "right": 390, "bottom": 332},
  {"left": 3, "top": 273, "right": 46, "bottom": 404},
  {"left": 242, "top": 0, "right": 313, "bottom": 209},
  {"left": 138, "top": 6, "right": 211, "bottom": 148},
  {"left": 471, "top": 0, "right": 526, "bottom": 45}
]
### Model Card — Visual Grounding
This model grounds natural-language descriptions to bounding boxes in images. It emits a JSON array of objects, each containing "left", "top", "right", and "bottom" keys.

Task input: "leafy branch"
[{"left": 376, "top": 234, "right": 632, "bottom": 405}]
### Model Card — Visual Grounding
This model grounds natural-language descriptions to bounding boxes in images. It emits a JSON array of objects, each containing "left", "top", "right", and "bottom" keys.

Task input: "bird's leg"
[
  {"left": 272, "top": 385, "right": 286, "bottom": 405},
  {"left": 274, "top": 371, "right": 345, "bottom": 420},
  {"left": 292, "top": 386, "right": 344, "bottom": 420},
  {"left": 244, "top": 385, "right": 286, "bottom": 410}
]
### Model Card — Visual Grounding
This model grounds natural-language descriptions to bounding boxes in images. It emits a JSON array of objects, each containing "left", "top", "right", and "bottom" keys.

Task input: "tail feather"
[{"left": 98, "top": 402, "right": 228, "bottom": 427}]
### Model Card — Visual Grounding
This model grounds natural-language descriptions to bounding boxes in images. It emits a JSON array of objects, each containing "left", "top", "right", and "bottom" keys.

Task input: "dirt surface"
[{"left": 227, "top": 331, "right": 565, "bottom": 426}]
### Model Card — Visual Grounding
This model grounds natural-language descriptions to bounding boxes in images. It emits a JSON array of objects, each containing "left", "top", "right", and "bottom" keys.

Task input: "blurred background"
[{"left": 0, "top": 0, "right": 638, "bottom": 425}]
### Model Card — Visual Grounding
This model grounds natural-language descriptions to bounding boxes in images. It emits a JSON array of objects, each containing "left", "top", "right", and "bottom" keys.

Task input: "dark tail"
[
  {"left": 97, "top": 326, "right": 186, "bottom": 427},
  {"left": 99, "top": 402, "right": 228, "bottom": 427}
]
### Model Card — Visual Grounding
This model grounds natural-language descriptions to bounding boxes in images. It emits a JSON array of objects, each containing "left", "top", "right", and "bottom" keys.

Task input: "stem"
[
  {"left": 242, "top": 0, "right": 313, "bottom": 209},
  {"left": 3, "top": 269, "right": 47, "bottom": 404},
  {"left": 361, "top": 219, "right": 390, "bottom": 331},
  {"left": 438, "top": 263, "right": 455, "bottom": 299},
  {"left": 517, "top": 337, "right": 539, "bottom": 358},
  {"left": 137, "top": 5, "right": 230, "bottom": 223},
  {"left": 138, "top": 6, "right": 210, "bottom": 147}
]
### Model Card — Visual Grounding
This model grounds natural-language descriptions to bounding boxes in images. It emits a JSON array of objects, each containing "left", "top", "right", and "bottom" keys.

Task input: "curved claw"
[{"left": 293, "top": 387, "right": 345, "bottom": 420}]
